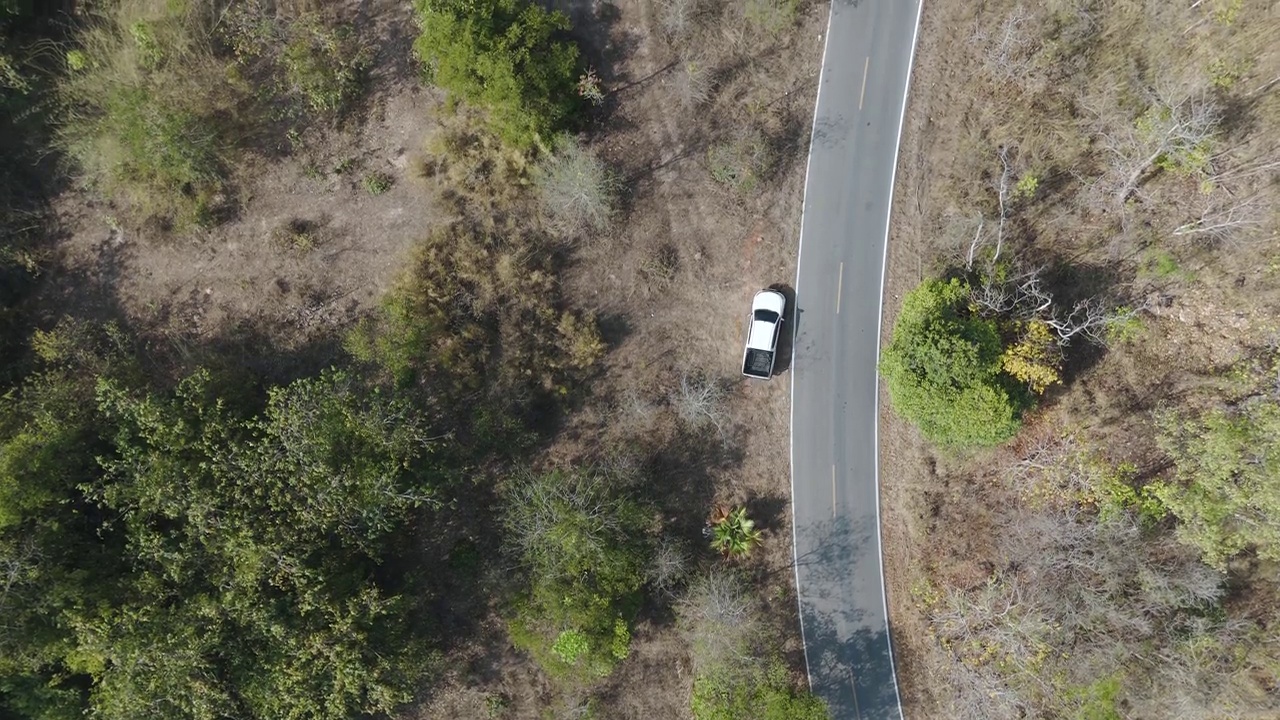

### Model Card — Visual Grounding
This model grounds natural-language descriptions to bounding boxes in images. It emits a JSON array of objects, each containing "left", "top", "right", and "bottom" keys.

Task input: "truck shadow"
[{"left": 767, "top": 282, "right": 796, "bottom": 377}]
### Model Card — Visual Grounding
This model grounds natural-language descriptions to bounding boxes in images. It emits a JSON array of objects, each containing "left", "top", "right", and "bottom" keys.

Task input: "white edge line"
[
  {"left": 789, "top": 0, "right": 837, "bottom": 693},
  {"left": 873, "top": 1, "right": 925, "bottom": 718}
]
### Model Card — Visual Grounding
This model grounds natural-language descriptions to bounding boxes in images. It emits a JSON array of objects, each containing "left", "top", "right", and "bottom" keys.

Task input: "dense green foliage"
[
  {"left": 881, "top": 278, "right": 1025, "bottom": 447},
  {"left": 1155, "top": 398, "right": 1280, "bottom": 569},
  {"left": 692, "top": 663, "right": 828, "bottom": 720},
  {"left": 412, "top": 0, "right": 580, "bottom": 146},
  {"left": 0, "top": 211, "right": 608, "bottom": 715},
  {"left": 502, "top": 468, "right": 650, "bottom": 679},
  {"left": 0, "top": 323, "right": 443, "bottom": 718}
]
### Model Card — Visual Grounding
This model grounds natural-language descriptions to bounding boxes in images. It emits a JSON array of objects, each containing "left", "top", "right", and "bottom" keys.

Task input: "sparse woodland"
[
  {"left": 0, "top": 0, "right": 822, "bottom": 718},
  {"left": 882, "top": 0, "right": 1280, "bottom": 717}
]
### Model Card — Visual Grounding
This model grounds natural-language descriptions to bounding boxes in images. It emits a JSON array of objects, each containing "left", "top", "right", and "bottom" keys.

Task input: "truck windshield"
[{"left": 753, "top": 309, "right": 779, "bottom": 324}]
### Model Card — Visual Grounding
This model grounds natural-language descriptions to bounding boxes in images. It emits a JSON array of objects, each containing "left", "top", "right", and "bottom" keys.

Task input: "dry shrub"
[
  {"left": 921, "top": 492, "right": 1274, "bottom": 718},
  {"left": 345, "top": 222, "right": 604, "bottom": 398},
  {"left": 670, "top": 371, "right": 729, "bottom": 436},
  {"left": 676, "top": 567, "right": 761, "bottom": 673},
  {"left": 420, "top": 118, "right": 533, "bottom": 215},
  {"left": 638, "top": 242, "right": 679, "bottom": 292},
  {"left": 658, "top": 0, "right": 706, "bottom": 43},
  {"left": 533, "top": 135, "right": 618, "bottom": 238},
  {"left": 614, "top": 386, "right": 660, "bottom": 430},
  {"left": 674, "top": 54, "right": 716, "bottom": 109}
]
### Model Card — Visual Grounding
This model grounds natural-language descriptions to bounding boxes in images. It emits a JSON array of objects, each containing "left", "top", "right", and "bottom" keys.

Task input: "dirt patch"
[{"left": 38, "top": 0, "right": 442, "bottom": 381}]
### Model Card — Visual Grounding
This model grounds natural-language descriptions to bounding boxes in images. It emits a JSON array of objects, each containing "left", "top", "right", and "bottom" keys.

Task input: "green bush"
[
  {"left": 707, "top": 129, "right": 772, "bottom": 194},
  {"left": 57, "top": 0, "right": 234, "bottom": 227},
  {"left": 362, "top": 170, "right": 392, "bottom": 195},
  {"left": 413, "top": 0, "right": 580, "bottom": 146},
  {"left": 743, "top": 0, "right": 799, "bottom": 35},
  {"left": 880, "top": 278, "right": 1025, "bottom": 447},
  {"left": 692, "top": 662, "right": 828, "bottom": 720},
  {"left": 96, "top": 86, "right": 224, "bottom": 217},
  {"left": 1154, "top": 399, "right": 1280, "bottom": 569},
  {"left": 709, "top": 506, "right": 762, "bottom": 557},
  {"left": 502, "top": 468, "right": 650, "bottom": 680},
  {"left": 281, "top": 19, "right": 370, "bottom": 115}
]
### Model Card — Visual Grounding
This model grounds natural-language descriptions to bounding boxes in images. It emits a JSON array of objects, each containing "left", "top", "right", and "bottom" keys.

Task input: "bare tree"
[
  {"left": 1100, "top": 86, "right": 1222, "bottom": 202},
  {"left": 676, "top": 567, "right": 760, "bottom": 673},
  {"left": 964, "top": 147, "right": 1016, "bottom": 271},
  {"left": 1172, "top": 195, "right": 1267, "bottom": 243},
  {"left": 1043, "top": 297, "right": 1118, "bottom": 345},
  {"left": 671, "top": 371, "right": 729, "bottom": 437},
  {"left": 969, "top": 262, "right": 1139, "bottom": 346},
  {"left": 535, "top": 136, "right": 618, "bottom": 237},
  {"left": 975, "top": 5, "right": 1039, "bottom": 89},
  {"left": 647, "top": 536, "right": 690, "bottom": 595},
  {"left": 501, "top": 469, "right": 629, "bottom": 575}
]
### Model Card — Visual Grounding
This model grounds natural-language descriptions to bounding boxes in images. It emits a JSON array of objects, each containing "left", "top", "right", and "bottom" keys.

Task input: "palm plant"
[{"left": 709, "top": 505, "right": 762, "bottom": 558}]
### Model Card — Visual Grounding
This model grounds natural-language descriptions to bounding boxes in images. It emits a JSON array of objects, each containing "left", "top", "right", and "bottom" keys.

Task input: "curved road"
[{"left": 789, "top": 0, "right": 923, "bottom": 718}]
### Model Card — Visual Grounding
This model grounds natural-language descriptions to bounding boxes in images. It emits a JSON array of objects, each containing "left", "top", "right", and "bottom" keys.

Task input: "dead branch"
[
  {"left": 995, "top": 146, "right": 1013, "bottom": 262},
  {"left": 1172, "top": 195, "right": 1267, "bottom": 243},
  {"left": 1102, "top": 87, "right": 1222, "bottom": 202}
]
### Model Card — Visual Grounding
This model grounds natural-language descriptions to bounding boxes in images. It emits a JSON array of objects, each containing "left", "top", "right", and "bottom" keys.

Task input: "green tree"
[
  {"left": 881, "top": 278, "right": 1025, "bottom": 447},
  {"left": 501, "top": 467, "right": 649, "bottom": 679},
  {"left": 412, "top": 0, "right": 580, "bottom": 146},
  {"left": 1154, "top": 399, "right": 1280, "bottom": 569},
  {"left": 81, "top": 369, "right": 438, "bottom": 719},
  {"left": 691, "top": 662, "right": 828, "bottom": 720},
  {"left": 0, "top": 349, "right": 443, "bottom": 720}
]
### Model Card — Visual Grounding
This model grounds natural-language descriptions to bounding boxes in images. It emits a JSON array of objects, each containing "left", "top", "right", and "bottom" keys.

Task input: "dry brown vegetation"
[
  {"left": 412, "top": 0, "right": 827, "bottom": 713},
  {"left": 883, "top": 0, "right": 1280, "bottom": 717}
]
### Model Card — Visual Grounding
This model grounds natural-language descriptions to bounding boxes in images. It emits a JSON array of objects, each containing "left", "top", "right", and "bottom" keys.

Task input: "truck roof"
[{"left": 747, "top": 318, "right": 777, "bottom": 350}]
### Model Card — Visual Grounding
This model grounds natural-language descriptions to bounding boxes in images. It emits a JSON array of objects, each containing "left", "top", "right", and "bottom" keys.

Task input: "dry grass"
[
  {"left": 43, "top": 0, "right": 437, "bottom": 380},
  {"left": 534, "top": 135, "right": 618, "bottom": 238},
  {"left": 882, "top": 0, "right": 1280, "bottom": 716}
]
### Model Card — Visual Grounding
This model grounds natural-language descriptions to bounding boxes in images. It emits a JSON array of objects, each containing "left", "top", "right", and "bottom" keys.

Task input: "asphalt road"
[{"left": 789, "top": 0, "right": 923, "bottom": 718}]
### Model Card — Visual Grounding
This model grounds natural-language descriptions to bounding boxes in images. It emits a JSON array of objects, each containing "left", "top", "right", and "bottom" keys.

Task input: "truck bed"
[{"left": 742, "top": 348, "right": 775, "bottom": 378}]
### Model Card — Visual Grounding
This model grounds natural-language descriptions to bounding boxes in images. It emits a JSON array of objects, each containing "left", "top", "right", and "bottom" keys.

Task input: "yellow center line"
[
  {"left": 859, "top": 56, "right": 870, "bottom": 110},
  {"left": 850, "top": 666, "right": 864, "bottom": 718},
  {"left": 835, "top": 261, "right": 844, "bottom": 314},
  {"left": 831, "top": 465, "right": 837, "bottom": 518}
]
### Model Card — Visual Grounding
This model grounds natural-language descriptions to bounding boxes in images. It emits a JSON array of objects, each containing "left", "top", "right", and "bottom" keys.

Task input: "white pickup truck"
[{"left": 741, "top": 289, "right": 786, "bottom": 380}]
